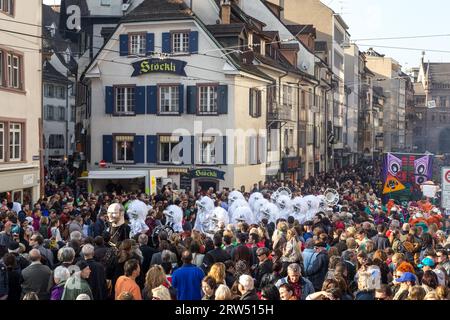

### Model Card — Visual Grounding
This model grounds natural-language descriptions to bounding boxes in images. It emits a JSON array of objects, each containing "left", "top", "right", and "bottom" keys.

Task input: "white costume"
[
  {"left": 248, "top": 192, "right": 264, "bottom": 212},
  {"left": 163, "top": 205, "right": 183, "bottom": 233},
  {"left": 291, "top": 197, "right": 308, "bottom": 224},
  {"left": 276, "top": 194, "right": 293, "bottom": 220},
  {"left": 259, "top": 202, "right": 280, "bottom": 225},
  {"left": 232, "top": 206, "right": 254, "bottom": 225},
  {"left": 303, "top": 195, "right": 320, "bottom": 221},
  {"left": 194, "top": 196, "right": 215, "bottom": 234},
  {"left": 228, "top": 198, "right": 251, "bottom": 223},
  {"left": 127, "top": 200, "right": 150, "bottom": 238},
  {"left": 254, "top": 198, "right": 269, "bottom": 223}
]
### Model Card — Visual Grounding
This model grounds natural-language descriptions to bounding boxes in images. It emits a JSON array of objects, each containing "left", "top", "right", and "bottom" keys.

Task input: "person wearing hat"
[
  {"left": 7, "top": 242, "right": 30, "bottom": 271},
  {"left": 418, "top": 257, "right": 435, "bottom": 272},
  {"left": 61, "top": 260, "right": 93, "bottom": 300},
  {"left": 393, "top": 272, "right": 416, "bottom": 300}
]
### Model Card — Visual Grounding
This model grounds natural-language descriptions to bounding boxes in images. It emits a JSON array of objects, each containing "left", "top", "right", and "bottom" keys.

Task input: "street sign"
[
  {"left": 99, "top": 160, "right": 107, "bottom": 168},
  {"left": 441, "top": 167, "right": 450, "bottom": 209}
]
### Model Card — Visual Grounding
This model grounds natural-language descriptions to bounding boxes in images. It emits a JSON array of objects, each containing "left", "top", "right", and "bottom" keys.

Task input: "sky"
[{"left": 43, "top": 0, "right": 450, "bottom": 71}]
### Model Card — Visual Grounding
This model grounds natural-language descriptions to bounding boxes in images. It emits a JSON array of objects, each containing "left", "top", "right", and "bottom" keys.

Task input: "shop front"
[
  {"left": 190, "top": 168, "right": 226, "bottom": 192},
  {"left": 0, "top": 167, "right": 40, "bottom": 205},
  {"left": 281, "top": 157, "right": 301, "bottom": 183}
]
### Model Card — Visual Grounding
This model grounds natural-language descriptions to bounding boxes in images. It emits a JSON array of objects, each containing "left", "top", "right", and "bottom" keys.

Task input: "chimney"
[{"left": 221, "top": 0, "right": 231, "bottom": 25}]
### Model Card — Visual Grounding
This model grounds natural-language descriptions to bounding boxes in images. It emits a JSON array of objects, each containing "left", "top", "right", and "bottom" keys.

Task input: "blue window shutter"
[
  {"left": 135, "top": 86, "right": 146, "bottom": 114},
  {"left": 146, "top": 85, "right": 157, "bottom": 114},
  {"left": 179, "top": 85, "right": 184, "bottom": 114},
  {"left": 191, "top": 136, "right": 195, "bottom": 165},
  {"left": 146, "top": 33, "right": 155, "bottom": 55},
  {"left": 218, "top": 85, "right": 228, "bottom": 114},
  {"left": 105, "top": 86, "right": 114, "bottom": 114},
  {"left": 102, "top": 135, "right": 113, "bottom": 163},
  {"left": 186, "top": 86, "right": 197, "bottom": 114},
  {"left": 162, "top": 32, "right": 171, "bottom": 53},
  {"left": 135, "top": 135, "right": 145, "bottom": 163},
  {"left": 119, "top": 34, "right": 129, "bottom": 56},
  {"left": 249, "top": 89, "right": 254, "bottom": 116},
  {"left": 223, "top": 135, "right": 227, "bottom": 165},
  {"left": 147, "top": 135, "right": 157, "bottom": 163},
  {"left": 189, "top": 31, "right": 199, "bottom": 53}
]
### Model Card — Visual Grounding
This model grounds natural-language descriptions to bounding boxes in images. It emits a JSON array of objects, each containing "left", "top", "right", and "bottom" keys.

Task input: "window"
[
  {"left": 101, "top": 0, "right": 111, "bottom": 6},
  {"left": 9, "top": 123, "right": 21, "bottom": 161},
  {"left": 441, "top": 96, "right": 447, "bottom": 107},
  {"left": 114, "top": 135, "right": 134, "bottom": 163},
  {"left": 334, "top": 26, "right": 344, "bottom": 44},
  {"left": 334, "top": 50, "right": 344, "bottom": 70},
  {"left": 57, "top": 86, "right": 66, "bottom": 99},
  {"left": 0, "top": 0, "right": 13, "bottom": 15},
  {"left": 158, "top": 135, "right": 180, "bottom": 163},
  {"left": 249, "top": 88, "right": 261, "bottom": 117},
  {"left": 129, "top": 34, "right": 146, "bottom": 56},
  {"left": 58, "top": 107, "right": 65, "bottom": 121},
  {"left": 46, "top": 105, "right": 54, "bottom": 120},
  {"left": 7, "top": 52, "right": 21, "bottom": 89},
  {"left": 172, "top": 32, "right": 189, "bottom": 54},
  {"left": 159, "top": 86, "right": 179, "bottom": 114},
  {"left": 115, "top": 87, "right": 135, "bottom": 114},
  {"left": 198, "top": 85, "right": 218, "bottom": 114},
  {"left": 0, "top": 51, "right": 3, "bottom": 86},
  {"left": 71, "top": 105, "right": 76, "bottom": 122},
  {"left": 0, "top": 122, "right": 3, "bottom": 162},
  {"left": 283, "top": 85, "right": 293, "bottom": 107},
  {"left": 49, "top": 134, "right": 64, "bottom": 149},
  {"left": 199, "top": 136, "right": 216, "bottom": 164},
  {"left": 45, "top": 84, "right": 54, "bottom": 97}
]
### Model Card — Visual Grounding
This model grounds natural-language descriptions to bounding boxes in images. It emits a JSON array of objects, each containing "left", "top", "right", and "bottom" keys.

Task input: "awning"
[{"left": 78, "top": 171, "right": 147, "bottom": 180}]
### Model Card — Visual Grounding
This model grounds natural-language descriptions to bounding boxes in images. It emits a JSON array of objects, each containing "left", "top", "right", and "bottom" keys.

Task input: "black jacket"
[
  {"left": 240, "top": 289, "right": 259, "bottom": 300},
  {"left": 140, "top": 245, "right": 157, "bottom": 276},
  {"left": 254, "top": 260, "right": 273, "bottom": 289},
  {"left": 7, "top": 267, "right": 21, "bottom": 300},
  {"left": 201, "top": 247, "right": 231, "bottom": 273},
  {"left": 86, "top": 258, "right": 107, "bottom": 300},
  {"left": 304, "top": 250, "right": 329, "bottom": 291}
]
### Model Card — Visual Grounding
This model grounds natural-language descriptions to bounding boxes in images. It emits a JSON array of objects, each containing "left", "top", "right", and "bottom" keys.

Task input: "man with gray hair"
[
  {"left": 275, "top": 263, "right": 315, "bottom": 300},
  {"left": 138, "top": 233, "right": 156, "bottom": 276},
  {"left": 70, "top": 231, "right": 83, "bottom": 242},
  {"left": 82, "top": 244, "right": 107, "bottom": 300},
  {"left": 21, "top": 249, "right": 52, "bottom": 300},
  {"left": 238, "top": 274, "right": 258, "bottom": 300},
  {"left": 58, "top": 246, "right": 75, "bottom": 268}
]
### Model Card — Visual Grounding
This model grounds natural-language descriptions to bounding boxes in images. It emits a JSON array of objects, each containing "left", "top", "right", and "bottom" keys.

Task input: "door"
[{"left": 197, "top": 180, "right": 218, "bottom": 193}]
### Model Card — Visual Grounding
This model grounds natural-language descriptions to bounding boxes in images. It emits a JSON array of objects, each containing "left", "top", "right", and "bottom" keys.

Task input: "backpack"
[{"left": 0, "top": 262, "right": 8, "bottom": 298}]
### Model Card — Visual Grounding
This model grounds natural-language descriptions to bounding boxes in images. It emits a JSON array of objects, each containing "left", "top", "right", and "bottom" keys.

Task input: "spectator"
[{"left": 172, "top": 250, "right": 205, "bottom": 300}]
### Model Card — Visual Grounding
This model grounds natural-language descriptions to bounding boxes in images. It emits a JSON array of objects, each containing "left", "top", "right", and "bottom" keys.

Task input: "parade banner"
[{"left": 382, "top": 153, "right": 433, "bottom": 204}]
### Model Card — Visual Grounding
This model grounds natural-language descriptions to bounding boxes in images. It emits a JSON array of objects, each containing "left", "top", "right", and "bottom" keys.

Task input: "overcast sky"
[{"left": 43, "top": 0, "right": 450, "bottom": 71}]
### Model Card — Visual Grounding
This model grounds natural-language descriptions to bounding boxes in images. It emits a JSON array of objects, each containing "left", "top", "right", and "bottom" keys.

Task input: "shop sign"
[
  {"left": 282, "top": 157, "right": 300, "bottom": 173},
  {"left": 190, "top": 169, "right": 225, "bottom": 180},
  {"left": 23, "top": 174, "right": 35, "bottom": 186},
  {"left": 131, "top": 58, "right": 187, "bottom": 77}
]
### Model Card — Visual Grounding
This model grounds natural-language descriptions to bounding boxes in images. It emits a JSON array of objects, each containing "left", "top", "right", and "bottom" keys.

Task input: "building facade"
[
  {"left": 0, "top": 0, "right": 42, "bottom": 204},
  {"left": 268, "top": 0, "right": 351, "bottom": 169},
  {"left": 365, "top": 48, "right": 407, "bottom": 153},
  {"left": 411, "top": 59, "right": 450, "bottom": 155}
]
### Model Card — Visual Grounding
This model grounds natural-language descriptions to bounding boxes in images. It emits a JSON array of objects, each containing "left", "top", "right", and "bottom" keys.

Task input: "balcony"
[{"left": 267, "top": 103, "right": 295, "bottom": 122}]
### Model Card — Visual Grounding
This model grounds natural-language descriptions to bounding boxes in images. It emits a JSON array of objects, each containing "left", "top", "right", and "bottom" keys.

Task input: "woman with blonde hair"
[
  {"left": 208, "top": 262, "right": 226, "bottom": 285},
  {"left": 281, "top": 228, "right": 301, "bottom": 266},
  {"left": 215, "top": 284, "right": 232, "bottom": 300},
  {"left": 407, "top": 286, "right": 426, "bottom": 300},
  {"left": 142, "top": 265, "right": 168, "bottom": 300},
  {"left": 424, "top": 291, "right": 439, "bottom": 300}
]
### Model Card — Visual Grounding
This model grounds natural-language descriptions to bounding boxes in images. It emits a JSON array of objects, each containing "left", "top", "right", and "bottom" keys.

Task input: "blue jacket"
[
  {"left": 275, "top": 276, "right": 315, "bottom": 300},
  {"left": 172, "top": 264, "right": 205, "bottom": 300},
  {"left": 302, "top": 248, "right": 317, "bottom": 273}
]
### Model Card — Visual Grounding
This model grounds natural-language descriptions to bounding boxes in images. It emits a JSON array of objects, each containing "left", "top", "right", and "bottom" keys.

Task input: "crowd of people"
[{"left": 1, "top": 162, "right": 450, "bottom": 301}]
